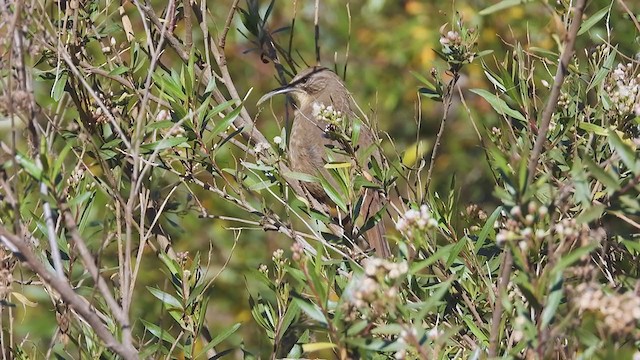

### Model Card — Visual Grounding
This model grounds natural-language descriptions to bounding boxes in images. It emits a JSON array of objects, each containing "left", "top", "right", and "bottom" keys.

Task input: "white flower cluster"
[
  {"left": 495, "top": 203, "right": 549, "bottom": 247},
  {"left": 66, "top": 166, "right": 85, "bottom": 187},
  {"left": 396, "top": 205, "right": 438, "bottom": 238},
  {"left": 258, "top": 264, "right": 268, "bottom": 275},
  {"left": 606, "top": 63, "right": 640, "bottom": 118},
  {"left": 253, "top": 142, "right": 270, "bottom": 154},
  {"left": 271, "top": 249, "right": 284, "bottom": 263},
  {"left": 438, "top": 25, "right": 477, "bottom": 63},
  {"left": 394, "top": 327, "right": 418, "bottom": 359},
  {"left": 350, "top": 258, "right": 408, "bottom": 315},
  {"left": 312, "top": 102, "right": 345, "bottom": 126},
  {"left": 573, "top": 283, "right": 640, "bottom": 335},
  {"left": 439, "top": 30, "right": 461, "bottom": 47},
  {"left": 364, "top": 257, "right": 408, "bottom": 280},
  {"left": 157, "top": 109, "right": 170, "bottom": 121},
  {"left": 394, "top": 326, "right": 441, "bottom": 359}
]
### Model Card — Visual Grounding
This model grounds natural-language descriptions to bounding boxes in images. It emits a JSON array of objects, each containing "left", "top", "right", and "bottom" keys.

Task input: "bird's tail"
[{"left": 363, "top": 190, "right": 391, "bottom": 258}]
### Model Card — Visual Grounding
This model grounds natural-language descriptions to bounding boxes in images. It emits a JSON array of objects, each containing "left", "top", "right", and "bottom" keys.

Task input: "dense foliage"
[{"left": 1, "top": 0, "right": 640, "bottom": 358}]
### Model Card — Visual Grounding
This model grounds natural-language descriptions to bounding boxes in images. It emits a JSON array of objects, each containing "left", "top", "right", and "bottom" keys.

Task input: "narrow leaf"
[{"left": 470, "top": 89, "right": 526, "bottom": 122}]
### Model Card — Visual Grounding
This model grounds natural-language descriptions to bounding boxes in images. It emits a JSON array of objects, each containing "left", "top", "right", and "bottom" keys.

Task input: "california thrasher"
[{"left": 258, "top": 66, "right": 391, "bottom": 258}]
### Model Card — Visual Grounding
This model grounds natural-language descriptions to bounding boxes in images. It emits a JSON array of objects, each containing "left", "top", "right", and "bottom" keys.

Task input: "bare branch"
[
  {"left": 527, "top": 0, "right": 587, "bottom": 185},
  {"left": 0, "top": 227, "right": 138, "bottom": 359}
]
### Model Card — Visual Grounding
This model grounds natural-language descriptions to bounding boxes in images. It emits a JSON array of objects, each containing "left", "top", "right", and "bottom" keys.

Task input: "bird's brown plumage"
[{"left": 259, "top": 67, "right": 391, "bottom": 258}]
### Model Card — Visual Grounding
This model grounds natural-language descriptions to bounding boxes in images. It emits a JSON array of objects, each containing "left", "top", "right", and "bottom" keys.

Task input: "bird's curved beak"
[{"left": 257, "top": 86, "right": 301, "bottom": 106}]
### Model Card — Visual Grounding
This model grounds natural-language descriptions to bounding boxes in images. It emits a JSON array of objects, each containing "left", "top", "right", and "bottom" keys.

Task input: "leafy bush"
[{"left": 1, "top": 0, "right": 639, "bottom": 359}]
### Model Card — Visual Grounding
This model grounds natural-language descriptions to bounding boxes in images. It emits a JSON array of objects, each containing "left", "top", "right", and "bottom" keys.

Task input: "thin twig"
[
  {"left": 314, "top": 0, "right": 320, "bottom": 63},
  {"left": 0, "top": 227, "right": 138, "bottom": 359},
  {"left": 343, "top": 3, "right": 351, "bottom": 80},
  {"left": 488, "top": 251, "right": 513, "bottom": 357},
  {"left": 425, "top": 72, "right": 460, "bottom": 193},
  {"left": 616, "top": 0, "right": 640, "bottom": 33},
  {"left": 8, "top": 0, "right": 66, "bottom": 282},
  {"left": 183, "top": 0, "right": 192, "bottom": 50},
  {"left": 219, "top": 0, "right": 240, "bottom": 49},
  {"left": 58, "top": 198, "right": 131, "bottom": 337},
  {"left": 526, "top": 0, "right": 587, "bottom": 185}
]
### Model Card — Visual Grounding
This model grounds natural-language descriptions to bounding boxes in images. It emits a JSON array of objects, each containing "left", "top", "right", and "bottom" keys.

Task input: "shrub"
[{"left": 0, "top": 0, "right": 639, "bottom": 358}]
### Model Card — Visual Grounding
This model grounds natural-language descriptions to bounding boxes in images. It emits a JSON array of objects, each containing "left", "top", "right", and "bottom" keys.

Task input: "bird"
[{"left": 258, "top": 66, "right": 391, "bottom": 258}]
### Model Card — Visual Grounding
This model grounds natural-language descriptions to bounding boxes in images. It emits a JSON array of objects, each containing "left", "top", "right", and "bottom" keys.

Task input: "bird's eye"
[{"left": 300, "top": 77, "right": 309, "bottom": 84}]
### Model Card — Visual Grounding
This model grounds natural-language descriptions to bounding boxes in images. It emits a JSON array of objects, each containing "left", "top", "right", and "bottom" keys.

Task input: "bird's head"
[{"left": 257, "top": 67, "right": 346, "bottom": 108}]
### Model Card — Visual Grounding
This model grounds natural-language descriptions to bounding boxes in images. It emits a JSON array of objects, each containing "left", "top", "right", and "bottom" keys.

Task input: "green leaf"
[
  {"left": 292, "top": 297, "right": 327, "bottom": 325},
  {"left": 319, "top": 176, "right": 348, "bottom": 213},
  {"left": 158, "top": 252, "right": 181, "bottom": 276},
  {"left": 15, "top": 153, "right": 43, "bottom": 181},
  {"left": 282, "top": 171, "right": 319, "bottom": 183},
  {"left": 68, "top": 191, "right": 94, "bottom": 207},
  {"left": 608, "top": 129, "right": 639, "bottom": 173},
  {"left": 411, "top": 243, "right": 455, "bottom": 274},
  {"left": 415, "top": 279, "right": 453, "bottom": 319},
  {"left": 475, "top": 206, "right": 502, "bottom": 253},
  {"left": 108, "top": 66, "right": 129, "bottom": 76},
  {"left": 204, "top": 76, "right": 217, "bottom": 95},
  {"left": 344, "top": 337, "right": 400, "bottom": 351},
  {"left": 51, "top": 72, "right": 68, "bottom": 102},
  {"left": 141, "top": 318, "right": 177, "bottom": 343},
  {"left": 153, "top": 70, "right": 187, "bottom": 102},
  {"left": 249, "top": 295, "right": 276, "bottom": 335},
  {"left": 552, "top": 244, "right": 597, "bottom": 275},
  {"left": 195, "top": 323, "right": 241, "bottom": 358},
  {"left": 419, "top": 86, "right": 442, "bottom": 101},
  {"left": 578, "top": 5, "right": 610, "bottom": 36},
  {"left": 475, "top": 49, "right": 495, "bottom": 59},
  {"left": 371, "top": 324, "right": 403, "bottom": 335},
  {"left": 278, "top": 301, "right": 300, "bottom": 340},
  {"left": 470, "top": 89, "right": 526, "bottom": 122},
  {"left": 411, "top": 70, "right": 435, "bottom": 87},
  {"left": 622, "top": 239, "right": 640, "bottom": 254},
  {"left": 302, "top": 343, "right": 337, "bottom": 353},
  {"left": 462, "top": 316, "right": 488, "bottom": 344},
  {"left": 241, "top": 161, "right": 274, "bottom": 171},
  {"left": 541, "top": 273, "right": 563, "bottom": 327},
  {"left": 52, "top": 142, "right": 72, "bottom": 182},
  {"left": 446, "top": 239, "right": 467, "bottom": 267},
  {"left": 147, "top": 287, "right": 183, "bottom": 310},
  {"left": 140, "top": 137, "right": 189, "bottom": 152},
  {"left": 146, "top": 120, "right": 175, "bottom": 130},
  {"left": 324, "top": 162, "right": 352, "bottom": 169},
  {"left": 483, "top": 66, "right": 506, "bottom": 92},
  {"left": 586, "top": 46, "right": 616, "bottom": 92},
  {"left": 479, "top": 0, "right": 528, "bottom": 15},
  {"left": 248, "top": 180, "right": 275, "bottom": 191},
  {"left": 346, "top": 320, "right": 369, "bottom": 336},
  {"left": 584, "top": 156, "right": 620, "bottom": 192},
  {"left": 351, "top": 118, "right": 361, "bottom": 146},
  {"left": 578, "top": 122, "right": 608, "bottom": 136},
  {"left": 575, "top": 204, "right": 605, "bottom": 224},
  {"left": 210, "top": 104, "right": 242, "bottom": 137}
]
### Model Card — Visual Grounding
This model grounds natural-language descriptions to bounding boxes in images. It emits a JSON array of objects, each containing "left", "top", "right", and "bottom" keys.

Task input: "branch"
[
  {"left": 616, "top": 0, "right": 640, "bottom": 33},
  {"left": 426, "top": 72, "right": 460, "bottom": 193},
  {"left": 58, "top": 199, "right": 132, "bottom": 340},
  {"left": 526, "top": 0, "right": 587, "bottom": 185},
  {"left": 0, "top": 227, "right": 138, "bottom": 359},
  {"left": 218, "top": 0, "right": 240, "bottom": 49},
  {"left": 488, "top": 250, "right": 513, "bottom": 357}
]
